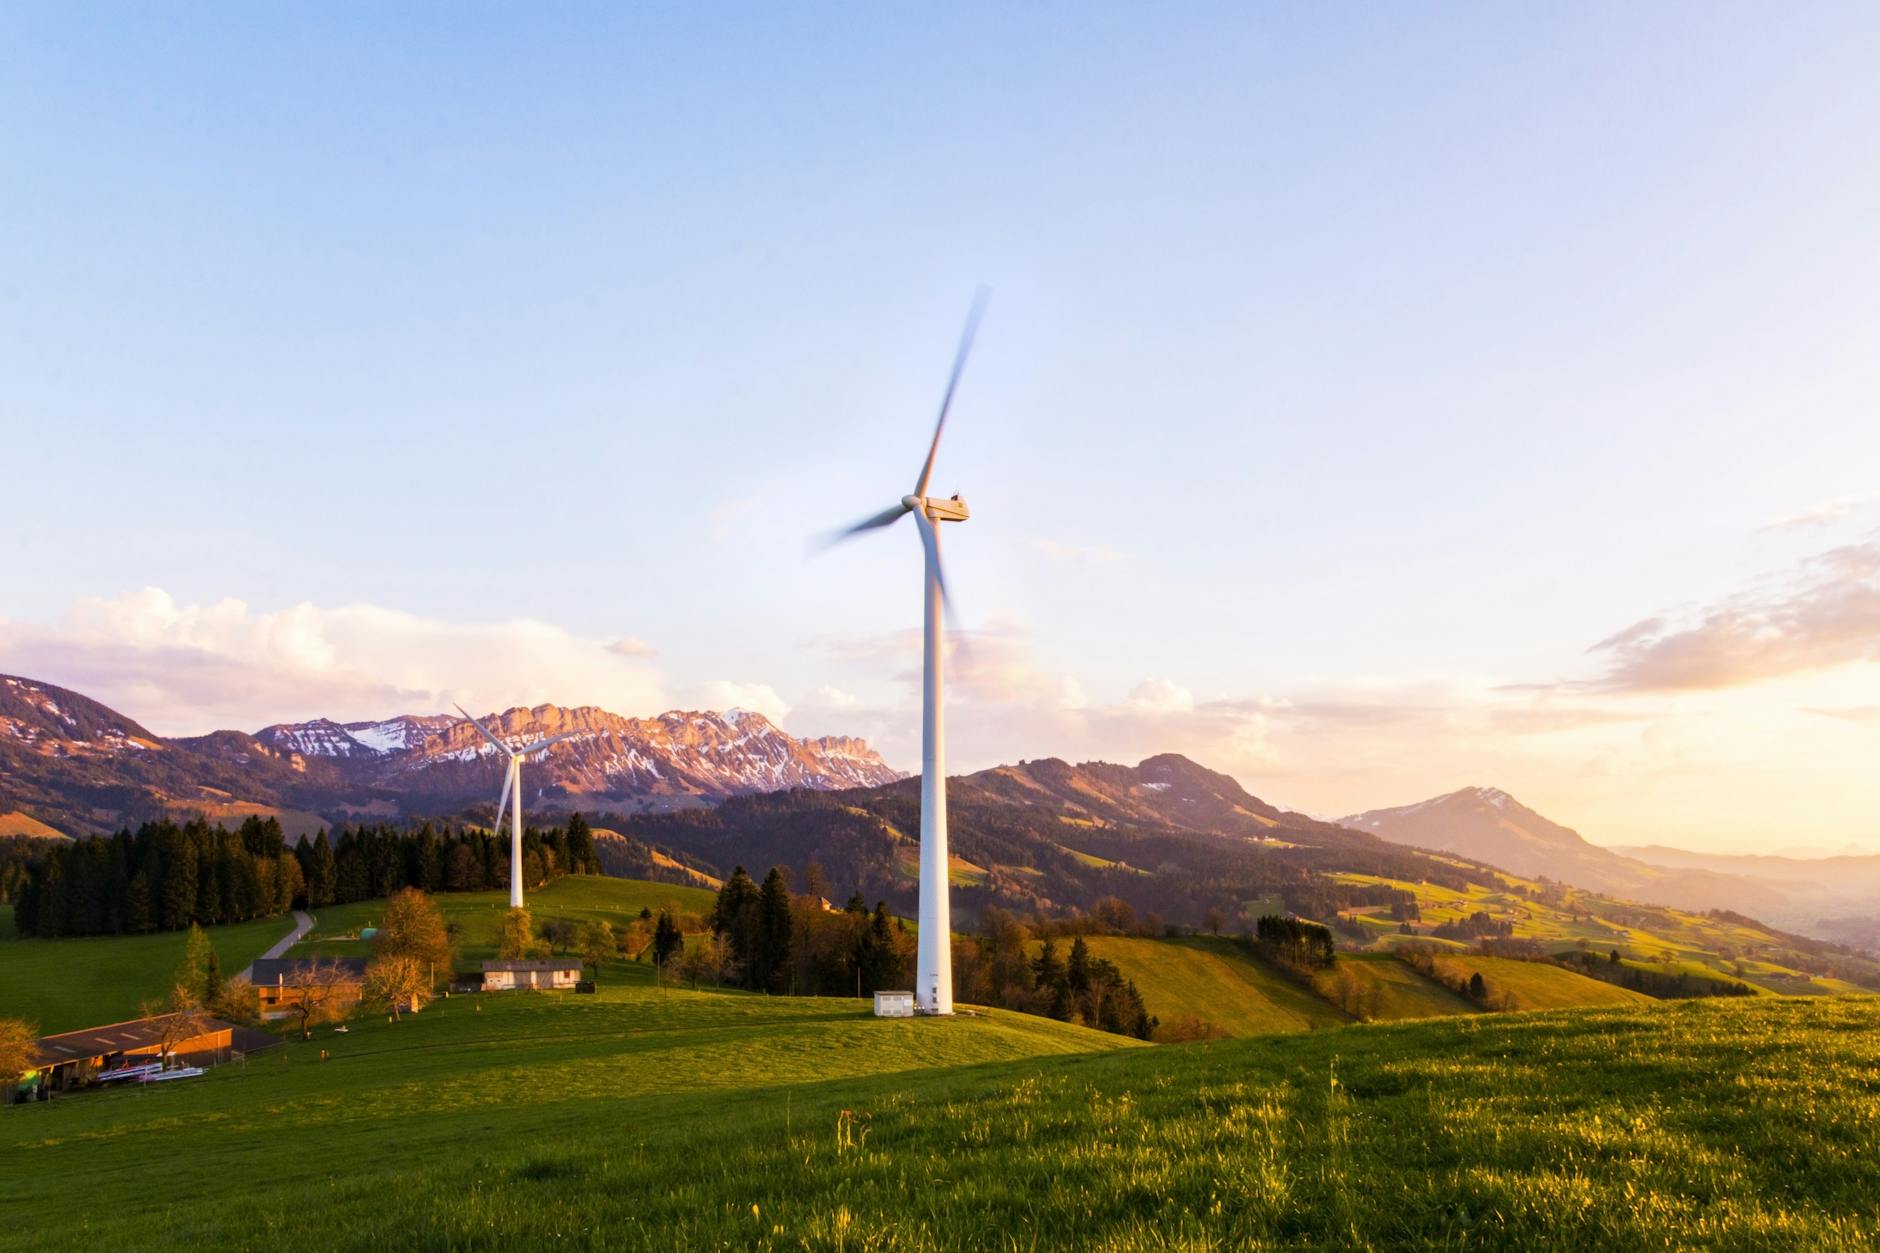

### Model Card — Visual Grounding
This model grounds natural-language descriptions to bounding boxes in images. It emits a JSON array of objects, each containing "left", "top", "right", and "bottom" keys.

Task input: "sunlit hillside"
[{"left": 4, "top": 988, "right": 1877, "bottom": 1250}]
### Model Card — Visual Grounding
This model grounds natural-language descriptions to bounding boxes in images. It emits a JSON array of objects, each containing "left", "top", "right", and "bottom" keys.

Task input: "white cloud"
[
  {"left": 606, "top": 636, "right": 657, "bottom": 658},
  {"left": 0, "top": 587, "right": 668, "bottom": 736},
  {"left": 1761, "top": 491, "right": 1880, "bottom": 533},
  {"left": 1124, "top": 678, "right": 1195, "bottom": 714},
  {"left": 691, "top": 679, "right": 791, "bottom": 724}
]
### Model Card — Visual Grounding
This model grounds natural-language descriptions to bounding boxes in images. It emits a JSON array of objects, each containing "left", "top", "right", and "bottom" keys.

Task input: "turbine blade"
[
  {"left": 492, "top": 760, "right": 515, "bottom": 833},
  {"left": 520, "top": 732, "right": 577, "bottom": 757},
  {"left": 812, "top": 502, "right": 912, "bottom": 552},
  {"left": 914, "top": 287, "right": 990, "bottom": 499},
  {"left": 454, "top": 704, "right": 509, "bottom": 754}
]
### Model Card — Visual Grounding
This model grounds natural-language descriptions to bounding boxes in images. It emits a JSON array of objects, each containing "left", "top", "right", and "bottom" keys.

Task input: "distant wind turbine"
[
  {"left": 454, "top": 705, "right": 575, "bottom": 909},
  {"left": 819, "top": 290, "right": 987, "bottom": 1015}
]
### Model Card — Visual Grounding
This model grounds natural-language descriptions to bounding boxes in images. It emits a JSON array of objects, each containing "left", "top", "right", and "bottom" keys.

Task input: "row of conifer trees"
[{"left": 9, "top": 814, "right": 602, "bottom": 938}]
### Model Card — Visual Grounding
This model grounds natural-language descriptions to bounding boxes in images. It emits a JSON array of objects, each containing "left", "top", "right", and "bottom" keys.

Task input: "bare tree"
[
  {"left": 364, "top": 954, "right": 432, "bottom": 1021},
  {"left": 285, "top": 959, "right": 358, "bottom": 1041}
]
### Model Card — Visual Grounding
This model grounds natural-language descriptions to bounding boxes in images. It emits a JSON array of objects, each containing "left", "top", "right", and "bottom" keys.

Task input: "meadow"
[
  {"left": 3, "top": 982, "right": 1876, "bottom": 1249},
  {"left": 292, "top": 874, "right": 719, "bottom": 961},
  {"left": 1328, "top": 869, "right": 1876, "bottom": 993},
  {"left": 0, "top": 911, "right": 291, "bottom": 1034}
]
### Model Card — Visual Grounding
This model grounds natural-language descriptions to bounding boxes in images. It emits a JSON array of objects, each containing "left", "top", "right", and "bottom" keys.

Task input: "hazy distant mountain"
[
  {"left": 0, "top": 673, "right": 901, "bottom": 838},
  {"left": 1612, "top": 843, "right": 1880, "bottom": 943},
  {"left": 1340, "top": 787, "right": 1649, "bottom": 893},
  {"left": 1339, "top": 786, "right": 1799, "bottom": 922}
]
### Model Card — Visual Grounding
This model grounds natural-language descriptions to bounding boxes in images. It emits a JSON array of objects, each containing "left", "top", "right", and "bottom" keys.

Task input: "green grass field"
[
  {"left": 1069, "top": 935, "right": 1349, "bottom": 1037},
  {"left": 1430, "top": 953, "right": 1655, "bottom": 1011},
  {"left": 0, "top": 914, "right": 293, "bottom": 1035},
  {"left": 1324, "top": 952, "right": 1481, "bottom": 1020},
  {"left": 4, "top": 983, "right": 1877, "bottom": 1249},
  {"left": 293, "top": 875, "right": 719, "bottom": 962}
]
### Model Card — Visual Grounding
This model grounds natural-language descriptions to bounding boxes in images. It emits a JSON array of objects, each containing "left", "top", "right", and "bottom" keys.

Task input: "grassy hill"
[
  {"left": 292, "top": 875, "right": 720, "bottom": 961},
  {"left": 0, "top": 876, "right": 717, "bottom": 1034},
  {"left": 1064, "top": 935, "right": 1348, "bottom": 1036},
  {"left": 0, "top": 982, "right": 1136, "bottom": 1251},
  {"left": 1319, "top": 952, "right": 1481, "bottom": 1020},
  {"left": 1423, "top": 952, "right": 1654, "bottom": 1011},
  {"left": 1327, "top": 869, "right": 1880, "bottom": 992},
  {"left": 0, "top": 913, "right": 291, "bottom": 1035},
  {"left": 3, "top": 986, "right": 1877, "bottom": 1248}
]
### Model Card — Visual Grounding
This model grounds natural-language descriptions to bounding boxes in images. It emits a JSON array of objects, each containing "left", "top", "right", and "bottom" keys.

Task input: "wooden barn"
[
  {"left": 18, "top": 1013, "right": 279, "bottom": 1100},
  {"left": 251, "top": 956, "right": 370, "bottom": 1020}
]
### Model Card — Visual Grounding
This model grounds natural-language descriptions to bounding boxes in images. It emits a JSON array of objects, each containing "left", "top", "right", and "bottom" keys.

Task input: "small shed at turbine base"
[
  {"left": 874, "top": 991, "right": 915, "bottom": 1018},
  {"left": 482, "top": 959, "right": 582, "bottom": 991}
]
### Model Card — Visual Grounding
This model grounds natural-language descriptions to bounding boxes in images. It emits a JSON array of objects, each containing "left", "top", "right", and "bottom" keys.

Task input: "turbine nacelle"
[{"left": 902, "top": 493, "right": 970, "bottom": 523}]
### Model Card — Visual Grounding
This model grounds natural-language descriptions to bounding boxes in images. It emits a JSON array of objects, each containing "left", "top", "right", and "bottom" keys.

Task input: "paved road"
[{"left": 238, "top": 909, "right": 315, "bottom": 982}]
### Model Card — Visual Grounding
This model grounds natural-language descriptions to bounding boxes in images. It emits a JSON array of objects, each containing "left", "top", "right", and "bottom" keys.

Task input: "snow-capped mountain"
[
  {"left": 258, "top": 715, "right": 457, "bottom": 759},
  {"left": 0, "top": 673, "right": 902, "bottom": 838},
  {"left": 266, "top": 702, "right": 905, "bottom": 804}
]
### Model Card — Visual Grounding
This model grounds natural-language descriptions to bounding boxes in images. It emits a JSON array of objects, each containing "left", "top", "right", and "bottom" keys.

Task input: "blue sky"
[{"left": 5, "top": 4, "right": 1879, "bottom": 850}]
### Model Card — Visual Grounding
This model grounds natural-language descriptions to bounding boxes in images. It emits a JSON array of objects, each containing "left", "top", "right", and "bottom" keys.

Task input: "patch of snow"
[{"left": 345, "top": 722, "right": 409, "bottom": 754}]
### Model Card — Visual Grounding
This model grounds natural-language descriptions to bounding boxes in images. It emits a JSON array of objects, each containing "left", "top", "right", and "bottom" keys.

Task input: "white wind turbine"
[
  {"left": 454, "top": 705, "right": 576, "bottom": 909},
  {"left": 821, "top": 291, "right": 987, "bottom": 1015}
]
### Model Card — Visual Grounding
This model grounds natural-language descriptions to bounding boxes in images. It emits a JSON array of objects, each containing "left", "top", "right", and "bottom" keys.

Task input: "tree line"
[
  {"left": 694, "top": 864, "right": 1155, "bottom": 1039},
  {"left": 9, "top": 814, "right": 602, "bottom": 938}
]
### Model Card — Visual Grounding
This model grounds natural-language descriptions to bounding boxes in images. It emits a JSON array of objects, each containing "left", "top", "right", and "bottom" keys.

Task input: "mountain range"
[
  {"left": 0, "top": 673, "right": 900, "bottom": 839},
  {"left": 6, "top": 671, "right": 1876, "bottom": 945}
]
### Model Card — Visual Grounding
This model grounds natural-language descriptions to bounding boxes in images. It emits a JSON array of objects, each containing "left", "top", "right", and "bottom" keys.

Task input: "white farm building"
[{"left": 481, "top": 959, "right": 582, "bottom": 991}]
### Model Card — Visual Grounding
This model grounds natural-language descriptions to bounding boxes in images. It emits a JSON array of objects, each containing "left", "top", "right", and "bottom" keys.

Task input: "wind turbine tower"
[
  {"left": 454, "top": 705, "right": 575, "bottom": 909},
  {"left": 824, "top": 292, "right": 987, "bottom": 1015}
]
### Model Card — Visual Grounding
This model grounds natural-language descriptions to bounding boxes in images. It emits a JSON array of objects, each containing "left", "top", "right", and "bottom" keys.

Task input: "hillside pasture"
[
  {"left": 293, "top": 875, "right": 719, "bottom": 962},
  {"left": 0, "top": 914, "right": 292, "bottom": 1034},
  {"left": 0, "top": 983, "right": 1135, "bottom": 1251},
  {"left": 4, "top": 989, "right": 1879, "bottom": 1248},
  {"left": 1320, "top": 952, "right": 1479, "bottom": 1021},
  {"left": 1062, "top": 935, "right": 1348, "bottom": 1037},
  {"left": 1428, "top": 953, "right": 1654, "bottom": 1011}
]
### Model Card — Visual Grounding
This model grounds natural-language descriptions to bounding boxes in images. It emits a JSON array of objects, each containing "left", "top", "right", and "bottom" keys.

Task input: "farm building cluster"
[
  {"left": 15, "top": 1013, "right": 281, "bottom": 1102},
  {"left": 12, "top": 955, "right": 593, "bottom": 1103}
]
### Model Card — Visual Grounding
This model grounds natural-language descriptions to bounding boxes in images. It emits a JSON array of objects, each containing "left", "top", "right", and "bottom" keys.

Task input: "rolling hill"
[
  {"left": 613, "top": 753, "right": 1492, "bottom": 923},
  {"left": 3, "top": 979, "right": 1876, "bottom": 1249}
]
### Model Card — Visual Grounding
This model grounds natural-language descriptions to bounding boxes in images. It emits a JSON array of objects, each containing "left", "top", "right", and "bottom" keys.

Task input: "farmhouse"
[
  {"left": 19, "top": 1013, "right": 279, "bottom": 1100},
  {"left": 251, "top": 956, "right": 369, "bottom": 1020},
  {"left": 482, "top": 959, "right": 582, "bottom": 990}
]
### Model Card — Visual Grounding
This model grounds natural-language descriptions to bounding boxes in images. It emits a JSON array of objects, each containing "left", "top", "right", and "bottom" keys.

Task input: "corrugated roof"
[
  {"left": 481, "top": 960, "right": 583, "bottom": 972},
  {"left": 31, "top": 1013, "right": 237, "bottom": 1066}
]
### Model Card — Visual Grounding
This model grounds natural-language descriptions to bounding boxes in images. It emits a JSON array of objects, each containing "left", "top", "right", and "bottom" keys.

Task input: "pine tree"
[
  {"left": 205, "top": 950, "right": 224, "bottom": 1007},
  {"left": 652, "top": 910, "right": 683, "bottom": 970},
  {"left": 1033, "top": 937, "right": 1066, "bottom": 988},
  {"left": 160, "top": 835, "right": 196, "bottom": 930},
  {"left": 1067, "top": 935, "right": 1092, "bottom": 995},
  {"left": 177, "top": 923, "right": 213, "bottom": 1005},
  {"left": 754, "top": 867, "right": 794, "bottom": 994},
  {"left": 711, "top": 866, "right": 762, "bottom": 978}
]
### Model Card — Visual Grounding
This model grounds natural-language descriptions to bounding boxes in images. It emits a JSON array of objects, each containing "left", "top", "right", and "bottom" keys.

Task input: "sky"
[{"left": 4, "top": 3, "right": 1879, "bottom": 853}]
